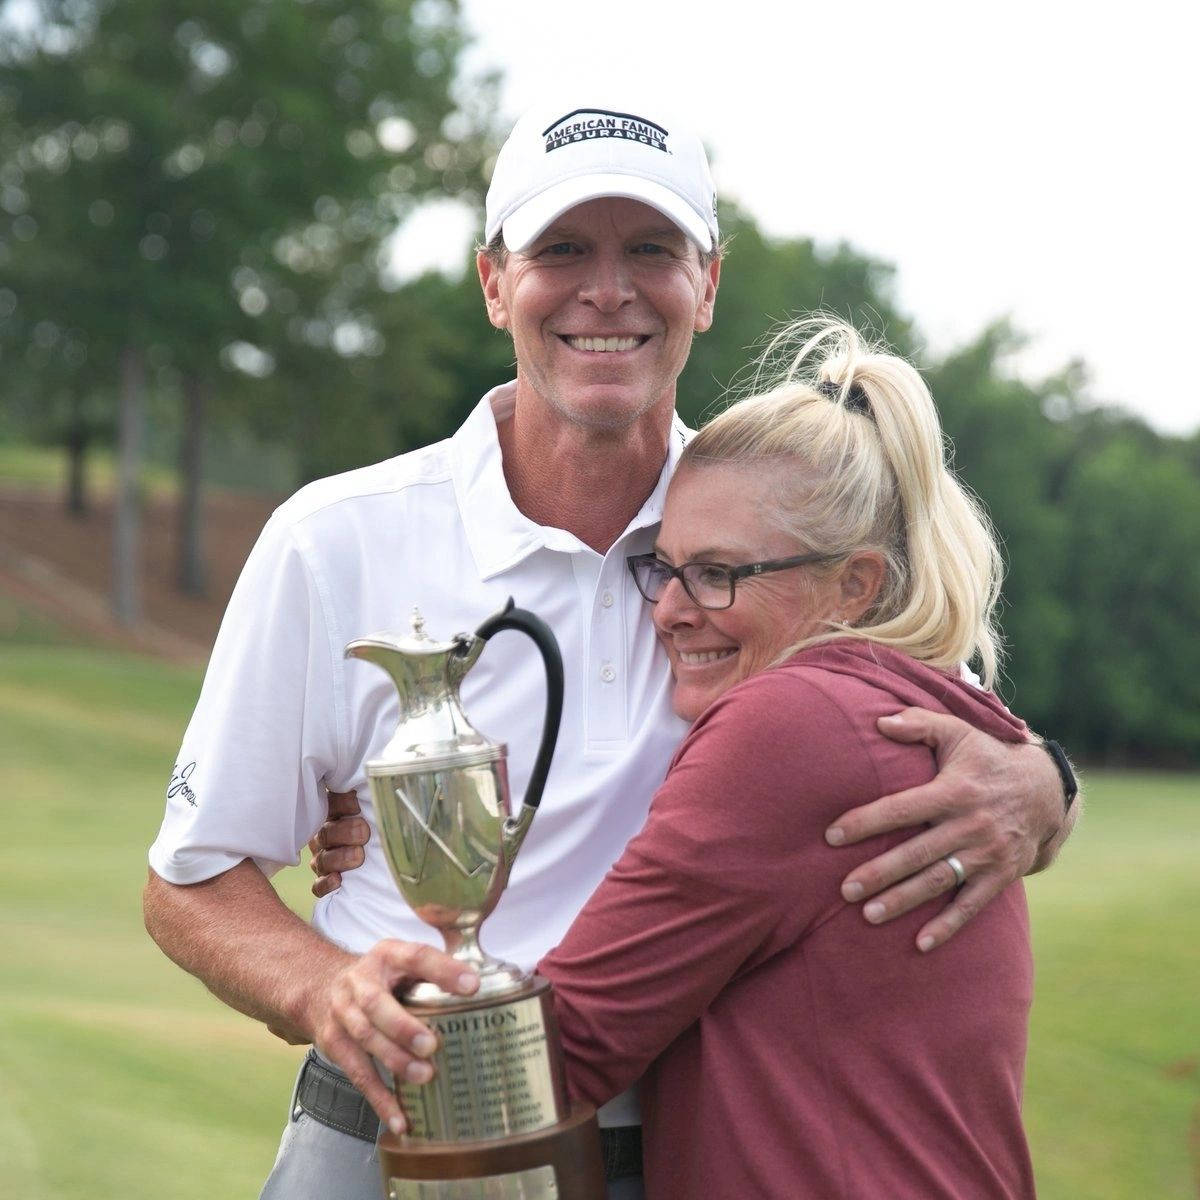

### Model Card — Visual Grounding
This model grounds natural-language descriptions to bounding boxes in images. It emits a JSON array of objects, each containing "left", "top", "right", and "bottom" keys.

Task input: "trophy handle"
[{"left": 472, "top": 597, "right": 563, "bottom": 812}]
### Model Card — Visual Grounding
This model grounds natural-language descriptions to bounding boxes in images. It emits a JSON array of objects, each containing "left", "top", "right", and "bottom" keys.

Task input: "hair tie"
[{"left": 818, "top": 378, "right": 872, "bottom": 417}]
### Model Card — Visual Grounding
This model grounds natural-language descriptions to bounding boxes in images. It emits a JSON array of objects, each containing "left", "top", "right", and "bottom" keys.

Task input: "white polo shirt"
[{"left": 150, "top": 381, "right": 691, "bottom": 976}]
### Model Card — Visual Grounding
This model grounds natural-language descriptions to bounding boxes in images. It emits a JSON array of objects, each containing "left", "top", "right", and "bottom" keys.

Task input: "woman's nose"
[{"left": 652, "top": 576, "right": 704, "bottom": 631}]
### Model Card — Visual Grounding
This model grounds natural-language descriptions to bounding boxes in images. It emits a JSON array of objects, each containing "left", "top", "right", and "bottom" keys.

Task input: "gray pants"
[{"left": 260, "top": 1061, "right": 644, "bottom": 1200}]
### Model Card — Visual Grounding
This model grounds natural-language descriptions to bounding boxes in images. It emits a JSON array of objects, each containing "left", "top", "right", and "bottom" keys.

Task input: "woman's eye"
[{"left": 693, "top": 565, "right": 729, "bottom": 588}]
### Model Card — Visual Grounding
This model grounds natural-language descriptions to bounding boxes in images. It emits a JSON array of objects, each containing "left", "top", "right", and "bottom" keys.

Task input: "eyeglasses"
[{"left": 626, "top": 551, "right": 844, "bottom": 611}]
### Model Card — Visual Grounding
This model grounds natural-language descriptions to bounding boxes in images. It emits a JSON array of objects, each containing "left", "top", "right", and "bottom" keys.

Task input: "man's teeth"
[
  {"left": 678, "top": 650, "right": 735, "bottom": 665},
  {"left": 566, "top": 335, "right": 642, "bottom": 352}
]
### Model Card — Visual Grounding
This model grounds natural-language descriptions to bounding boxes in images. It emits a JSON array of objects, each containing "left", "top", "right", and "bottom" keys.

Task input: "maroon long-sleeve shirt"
[{"left": 540, "top": 640, "right": 1036, "bottom": 1199}]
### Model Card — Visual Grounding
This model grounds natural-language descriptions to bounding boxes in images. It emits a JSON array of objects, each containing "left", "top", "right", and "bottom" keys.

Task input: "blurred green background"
[
  {"left": 2, "top": 633, "right": 1197, "bottom": 1198},
  {"left": 2, "top": 2, "right": 1198, "bottom": 1197}
]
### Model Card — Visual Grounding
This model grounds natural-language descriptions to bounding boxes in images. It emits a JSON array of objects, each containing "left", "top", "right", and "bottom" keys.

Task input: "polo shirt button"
[
  {"left": 601, "top": 591, "right": 614, "bottom": 608},
  {"left": 600, "top": 664, "right": 616, "bottom": 683}
]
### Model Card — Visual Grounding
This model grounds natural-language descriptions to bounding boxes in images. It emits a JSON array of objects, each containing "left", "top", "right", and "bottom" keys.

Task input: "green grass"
[
  {"left": 0, "top": 590, "right": 88, "bottom": 648},
  {"left": 0, "top": 437, "right": 296, "bottom": 497},
  {"left": 1023, "top": 771, "right": 1200, "bottom": 1198},
  {"left": 0, "top": 442, "right": 178, "bottom": 498},
  {"left": 0, "top": 645, "right": 316, "bottom": 1198},
  {"left": 1, "top": 643, "right": 1197, "bottom": 1197}
]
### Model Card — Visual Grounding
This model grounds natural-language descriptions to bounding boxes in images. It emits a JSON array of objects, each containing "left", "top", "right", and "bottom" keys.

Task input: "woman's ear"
[{"left": 836, "top": 552, "right": 886, "bottom": 623}]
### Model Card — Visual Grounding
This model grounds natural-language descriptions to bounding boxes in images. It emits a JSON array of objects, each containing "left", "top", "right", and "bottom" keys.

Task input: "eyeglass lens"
[{"left": 637, "top": 560, "right": 733, "bottom": 609}]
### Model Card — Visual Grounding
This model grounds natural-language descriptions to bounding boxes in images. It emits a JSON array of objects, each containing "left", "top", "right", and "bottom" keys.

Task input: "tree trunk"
[
  {"left": 177, "top": 373, "right": 208, "bottom": 596},
  {"left": 65, "top": 401, "right": 89, "bottom": 517},
  {"left": 113, "top": 345, "right": 144, "bottom": 626}
]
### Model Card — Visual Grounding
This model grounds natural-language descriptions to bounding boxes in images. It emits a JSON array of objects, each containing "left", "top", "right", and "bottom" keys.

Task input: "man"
[{"left": 145, "top": 95, "right": 1076, "bottom": 1200}]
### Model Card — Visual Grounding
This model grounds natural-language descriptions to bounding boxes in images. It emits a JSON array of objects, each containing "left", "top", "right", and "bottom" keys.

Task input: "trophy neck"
[
  {"left": 361, "top": 643, "right": 498, "bottom": 766},
  {"left": 405, "top": 927, "right": 533, "bottom": 1006},
  {"left": 384, "top": 654, "right": 474, "bottom": 726},
  {"left": 380, "top": 694, "right": 494, "bottom": 766}
]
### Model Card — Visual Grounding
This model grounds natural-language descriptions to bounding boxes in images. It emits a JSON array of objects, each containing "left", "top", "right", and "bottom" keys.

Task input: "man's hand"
[
  {"left": 825, "top": 707, "right": 1075, "bottom": 953},
  {"left": 309, "top": 789, "right": 369, "bottom": 898},
  {"left": 143, "top": 859, "right": 481, "bottom": 1138},
  {"left": 307, "top": 941, "right": 479, "bottom": 1136}
]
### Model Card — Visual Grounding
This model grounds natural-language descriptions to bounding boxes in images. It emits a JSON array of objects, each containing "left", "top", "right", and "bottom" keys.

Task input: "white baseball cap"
[{"left": 485, "top": 98, "right": 719, "bottom": 254}]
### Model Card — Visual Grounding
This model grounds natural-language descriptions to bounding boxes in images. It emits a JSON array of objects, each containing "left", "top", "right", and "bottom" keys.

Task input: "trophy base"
[
  {"left": 380, "top": 1102, "right": 604, "bottom": 1199},
  {"left": 396, "top": 976, "right": 569, "bottom": 1142}
]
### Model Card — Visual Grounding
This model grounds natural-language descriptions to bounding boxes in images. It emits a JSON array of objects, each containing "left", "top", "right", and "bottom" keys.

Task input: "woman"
[{"left": 532, "top": 317, "right": 1035, "bottom": 1197}]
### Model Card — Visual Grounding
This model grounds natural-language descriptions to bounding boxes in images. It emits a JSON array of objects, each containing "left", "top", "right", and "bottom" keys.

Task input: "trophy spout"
[
  {"left": 344, "top": 635, "right": 428, "bottom": 710},
  {"left": 346, "top": 607, "right": 487, "bottom": 716}
]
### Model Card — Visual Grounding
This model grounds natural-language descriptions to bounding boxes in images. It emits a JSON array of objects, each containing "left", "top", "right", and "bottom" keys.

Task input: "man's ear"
[
  {"left": 477, "top": 250, "right": 510, "bottom": 330},
  {"left": 692, "top": 255, "right": 721, "bottom": 334},
  {"left": 837, "top": 552, "right": 886, "bottom": 623}
]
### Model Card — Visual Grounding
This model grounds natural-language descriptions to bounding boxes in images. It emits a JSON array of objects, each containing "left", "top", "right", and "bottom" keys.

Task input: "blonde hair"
[{"left": 682, "top": 316, "right": 1004, "bottom": 687}]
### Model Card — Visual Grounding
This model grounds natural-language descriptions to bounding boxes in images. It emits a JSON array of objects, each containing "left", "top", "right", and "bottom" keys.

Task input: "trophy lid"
[
  {"left": 347, "top": 608, "right": 499, "bottom": 772},
  {"left": 349, "top": 607, "right": 464, "bottom": 656},
  {"left": 346, "top": 607, "right": 481, "bottom": 672}
]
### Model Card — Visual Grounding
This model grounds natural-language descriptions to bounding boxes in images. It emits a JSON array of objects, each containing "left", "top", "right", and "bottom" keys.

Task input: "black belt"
[
  {"left": 293, "top": 1049, "right": 381, "bottom": 1142},
  {"left": 600, "top": 1123, "right": 643, "bottom": 1181},
  {"left": 294, "top": 1048, "right": 643, "bottom": 1181}
]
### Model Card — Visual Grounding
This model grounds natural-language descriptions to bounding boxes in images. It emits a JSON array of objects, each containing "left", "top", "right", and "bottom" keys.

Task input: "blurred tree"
[
  {"left": 245, "top": 261, "right": 514, "bottom": 482},
  {"left": 922, "top": 323, "right": 1076, "bottom": 727},
  {"left": 1056, "top": 427, "right": 1200, "bottom": 763},
  {"left": 676, "top": 201, "right": 917, "bottom": 428},
  {"left": 4, "top": 30, "right": 1197, "bottom": 768},
  {"left": 0, "top": 0, "right": 492, "bottom": 613},
  {"left": 0, "top": 332, "right": 115, "bottom": 514},
  {"left": 925, "top": 329, "right": 1200, "bottom": 763}
]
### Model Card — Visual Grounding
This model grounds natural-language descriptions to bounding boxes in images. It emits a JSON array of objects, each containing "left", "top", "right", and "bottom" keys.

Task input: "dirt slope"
[{"left": 0, "top": 484, "right": 281, "bottom": 664}]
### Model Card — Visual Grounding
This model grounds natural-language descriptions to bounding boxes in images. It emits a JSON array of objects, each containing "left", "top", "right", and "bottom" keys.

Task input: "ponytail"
[{"left": 683, "top": 317, "right": 1004, "bottom": 686}]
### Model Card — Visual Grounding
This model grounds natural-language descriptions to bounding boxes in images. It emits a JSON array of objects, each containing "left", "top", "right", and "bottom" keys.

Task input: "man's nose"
[
  {"left": 652, "top": 576, "right": 704, "bottom": 631},
  {"left": 577, "top": 251, "right": 635, "bottom": 311}
]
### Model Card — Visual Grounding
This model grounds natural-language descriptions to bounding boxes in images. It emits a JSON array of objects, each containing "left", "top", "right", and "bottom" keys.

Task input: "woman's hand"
[{"left": 825, "top": 707, "right": 1078, "bottom": 952}]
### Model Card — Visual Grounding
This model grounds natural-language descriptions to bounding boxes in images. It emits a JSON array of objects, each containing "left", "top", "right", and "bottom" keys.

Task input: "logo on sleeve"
[
  {"left": 542, "top": 109, "right": 669, "bottom": 155},
  {"left": 168, "top": 761, "right": 198, "bottom": 806}
]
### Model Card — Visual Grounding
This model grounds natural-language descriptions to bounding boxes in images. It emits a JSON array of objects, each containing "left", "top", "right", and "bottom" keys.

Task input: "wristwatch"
[{"left": 1040, "top": 739, "right": 1078, "bottom": 813}]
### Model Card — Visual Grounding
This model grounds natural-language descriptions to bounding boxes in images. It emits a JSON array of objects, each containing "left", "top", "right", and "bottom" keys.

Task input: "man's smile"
[{"left": 558, "top": 334, "right": 651, "bottom": 353}]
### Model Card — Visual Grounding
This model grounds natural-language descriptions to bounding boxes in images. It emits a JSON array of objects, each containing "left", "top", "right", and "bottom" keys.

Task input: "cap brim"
[{"left": 501, "top": 174, "right": 713, "bottom": 254}]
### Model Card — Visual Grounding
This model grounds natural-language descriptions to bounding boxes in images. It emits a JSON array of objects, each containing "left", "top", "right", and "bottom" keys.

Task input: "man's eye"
[
  {"left": 632, "top": 243, "right": 668, "bottom": 255},
  {"left": 539, "top": 242, "right": 578, "bottom": 256}
]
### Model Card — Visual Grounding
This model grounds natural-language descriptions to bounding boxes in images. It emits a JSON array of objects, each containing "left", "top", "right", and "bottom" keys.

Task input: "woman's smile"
[{"left": 675, "top": 648, "right": 737, "bottom": 666}]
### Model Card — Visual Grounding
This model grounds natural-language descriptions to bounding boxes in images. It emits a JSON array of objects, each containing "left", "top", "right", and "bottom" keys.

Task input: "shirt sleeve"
[
  {"left": 538, "top": 668, "right": 883, "bottom": 1107},
  {"left": 148, "top": 509, "right": 343, "bottom": 883}
]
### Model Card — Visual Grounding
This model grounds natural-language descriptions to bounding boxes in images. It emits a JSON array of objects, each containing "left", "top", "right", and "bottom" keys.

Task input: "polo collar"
[{"left": 451, "top": 382, "right": 692, "bottom": 580}]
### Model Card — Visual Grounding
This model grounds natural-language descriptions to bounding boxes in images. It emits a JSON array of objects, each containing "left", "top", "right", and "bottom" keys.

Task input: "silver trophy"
[{"left": 346, "top": 599, "right": 603, "bottom": 1200}]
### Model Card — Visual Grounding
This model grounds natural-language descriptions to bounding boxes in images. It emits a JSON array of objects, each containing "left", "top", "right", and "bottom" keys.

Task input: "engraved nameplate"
[
  {"left": 398, "top": 991, "right": 565, "bottom": 1141},
  {"left": 389, "top": 1164, "right": 558, "bottom": 1199}
]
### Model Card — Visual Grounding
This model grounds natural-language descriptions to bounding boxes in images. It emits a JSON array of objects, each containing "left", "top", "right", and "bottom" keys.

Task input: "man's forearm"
[{"left": 142, "top": 859, "right": 354, "bottom": 1043}]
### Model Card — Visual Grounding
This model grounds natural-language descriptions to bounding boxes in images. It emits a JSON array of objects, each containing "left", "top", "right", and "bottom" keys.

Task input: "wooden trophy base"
[{"left": 379, "top": 1102, "right": 604, "bottom": 1199}]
